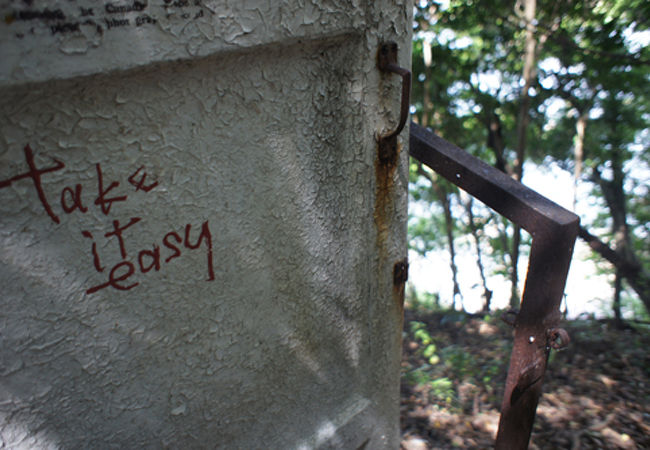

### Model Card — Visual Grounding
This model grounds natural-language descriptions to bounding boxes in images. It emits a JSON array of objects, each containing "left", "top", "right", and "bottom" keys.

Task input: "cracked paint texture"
[{"left": 0, "top": 1, "right": 411, "bottom": 448}]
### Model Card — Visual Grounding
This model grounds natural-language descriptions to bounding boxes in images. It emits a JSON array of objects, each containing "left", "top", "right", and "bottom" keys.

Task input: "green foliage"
[
  {"left": 623, "top": 292, "right": 650, "bottom": 321},
  {"left": 429, "top": 377, "right": 455, "bottom": 404},
  {"left": 441, "top": 345, "right": 476, "bottom": 379},
  {"left": 410, "top": 0, "right": 650, "bottom": 316},
  {"left": 410, "top": 321, "right": 440, "bottom": 365},
  {"left": 404, "top": 320, "right": 455, "bottom": 405}
]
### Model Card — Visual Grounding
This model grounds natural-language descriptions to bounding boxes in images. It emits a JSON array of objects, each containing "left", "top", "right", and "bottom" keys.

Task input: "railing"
[{"left": 409, "top": 122, "right": 579, "bottom": 449}]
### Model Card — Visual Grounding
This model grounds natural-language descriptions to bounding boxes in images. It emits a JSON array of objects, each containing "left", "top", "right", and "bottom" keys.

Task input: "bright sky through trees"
[{"left": 409, "top": 162, "right": 616, "bottom": 318}]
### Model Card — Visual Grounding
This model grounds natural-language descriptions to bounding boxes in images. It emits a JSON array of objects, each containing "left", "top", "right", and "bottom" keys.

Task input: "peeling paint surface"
[
  {"left": 0, "top": 1, "right": 410, "bottom": 448},
  {"left": 0, "top": 0, "right": 367, "bottom": 86}
]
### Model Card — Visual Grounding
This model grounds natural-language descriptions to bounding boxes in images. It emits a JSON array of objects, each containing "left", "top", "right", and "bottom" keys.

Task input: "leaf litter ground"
[{"left": 400, "top": 309, "right": 650, "bottom": 449}]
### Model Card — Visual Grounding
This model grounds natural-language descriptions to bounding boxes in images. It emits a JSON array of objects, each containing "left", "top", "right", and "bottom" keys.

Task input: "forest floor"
[{"left": 399, "top": 309, "right": 650, "bottom": 449}]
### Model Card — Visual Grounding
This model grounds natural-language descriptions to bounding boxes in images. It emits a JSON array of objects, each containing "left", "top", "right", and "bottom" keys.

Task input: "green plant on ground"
[
  {"left": 441, "top": 345, "right": 477, "bottom": 380},
  {"left": 405, "top": 321, "right": 458, "bottom": 407},
  {"left": 429, "top": 377, "right": 454, "bottom": 405},
  {"left": 410, "top": 321, "right": 440, "bottom": 365}
]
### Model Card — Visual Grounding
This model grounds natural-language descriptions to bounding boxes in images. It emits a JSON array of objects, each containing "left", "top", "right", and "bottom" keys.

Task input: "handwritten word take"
[{"left": 0, "top": 144, "right": 214, "bottom": 294}]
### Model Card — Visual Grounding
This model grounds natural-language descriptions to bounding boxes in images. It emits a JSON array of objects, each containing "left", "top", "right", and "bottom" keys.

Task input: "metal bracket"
[
  {"left": 377, "top": 42, "right": 411, "bottom": 164},
  {"left": 393, "top": 259, "right": 409, "bottom": 286},
  {"left": 546, "top": 327, "right": 570, "bottom": 350}
]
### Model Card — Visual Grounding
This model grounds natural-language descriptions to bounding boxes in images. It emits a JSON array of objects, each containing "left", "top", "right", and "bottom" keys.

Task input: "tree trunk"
[
  {"left": 613, "top": 270, "right": 623, "bottom": 326},
  {"left": 418, "top": 165, "right": 464, "bottom": 311},
  {"left": 483, "top": 109, "right": 513, "bottom": 311},
  {"left": 440, "top": 189, "right": 463, "bottom": 311},
  {"left": 567, "top": 100, "right": 650, "bottom": 315},
  {"left": 463, "top": 195, "right": 493, "bottom": 312},
  {"left": 578, "top": 226, "right": 650, "bottom": 313},
  {"left": 590, "top": 139, "right": 650, "bottom": 312},
  {"left": 509, "top": 0, "right": 538, "bottom": 308},
  {"left": 422, "top": 40, "right": 434, "bottom": 129},
  {"left": 514, "top": 0, "right": 537, "bottom": 179},
  {"left": 485, "top": 111, "right": 510, "bottom": 174},
  {"left": 573, "top": 113, "right": 587, "bottom": 211}
]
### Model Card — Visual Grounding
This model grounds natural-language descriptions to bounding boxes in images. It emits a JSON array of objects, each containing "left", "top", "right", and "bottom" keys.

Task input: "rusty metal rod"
[{"left": 409, "top": 122, "right": 579, "bottom": 449}]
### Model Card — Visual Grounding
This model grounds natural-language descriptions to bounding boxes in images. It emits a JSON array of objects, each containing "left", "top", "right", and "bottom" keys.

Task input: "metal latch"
[{"left": 377, "top": 42, "right": 411, "bottom": 164}]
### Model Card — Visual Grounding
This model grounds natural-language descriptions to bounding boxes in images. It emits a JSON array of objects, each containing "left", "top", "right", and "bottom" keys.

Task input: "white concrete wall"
[{"left": 0, "top": 1, "right": 411, "bottom": 448}]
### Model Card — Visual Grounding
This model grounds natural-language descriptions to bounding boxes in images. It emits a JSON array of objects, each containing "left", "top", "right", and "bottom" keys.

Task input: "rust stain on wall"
[
  {"left": 374, "top": 142, "right": 399, "bottom": 250},
  {"left": 374, "top": 140, "right": 405, "bottom": 316}
]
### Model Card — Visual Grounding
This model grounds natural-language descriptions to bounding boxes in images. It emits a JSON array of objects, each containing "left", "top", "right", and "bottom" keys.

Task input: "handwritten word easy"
[{"left": 85, "top": 220, "right": 214, "bottom": 294}]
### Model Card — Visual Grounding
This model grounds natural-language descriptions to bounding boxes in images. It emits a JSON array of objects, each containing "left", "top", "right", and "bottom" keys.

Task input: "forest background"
[
  {"left": 407, "top": 0, "right": 649, "bottom": 324},
  {"left": 401, "top": 4, "right": 648, "bottom": 447}
]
